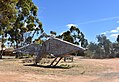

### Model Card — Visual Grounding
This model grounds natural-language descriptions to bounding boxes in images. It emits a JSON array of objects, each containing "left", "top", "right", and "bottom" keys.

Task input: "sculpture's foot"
[{"left": 34, "top": 62, "right": 38, "bottom": 65}]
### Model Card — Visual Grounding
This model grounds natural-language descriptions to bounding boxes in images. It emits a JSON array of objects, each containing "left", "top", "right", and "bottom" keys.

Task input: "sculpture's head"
[{"left": 14, "top": 43, "right": 42, "bottom": 54}]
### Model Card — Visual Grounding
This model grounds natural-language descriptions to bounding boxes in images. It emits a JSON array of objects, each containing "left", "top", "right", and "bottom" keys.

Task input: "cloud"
[
  {"left": 101, "top": 32, "right": 107, "bottom": 35},
  {"left": 101, "top": 31, "right": 110, "bottom": 35},
  {"left": 101, "top": 27, "right": 119, "bottom": 35},
  {"left": 110, "top": 30, "right": 118, "bottom": 33},
  {"left": 100, "top": 27, "right": 119, "bottom": 39},
  {"left": 110, "top": 34, "right": 119, "bottom": 38},
  {"left": 117, "top": 21, "right": 119, "bottom": 23},
  {"left": 109, "top": 27, "right": 119, "bottom": 38},
  {"left": 109, "top": 27, "right": 119, "bottom": 33},
  {"left": 117, "top": 27, "right": 119, "bottom": 30},
  {"left": 79, "top": 16, "right": 119, "bottom": 25},
  {"left": 66, "top": 24, "right": 78, "bottom": 28}
]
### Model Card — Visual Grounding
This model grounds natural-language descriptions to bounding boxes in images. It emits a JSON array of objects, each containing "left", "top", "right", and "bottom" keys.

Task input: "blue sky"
[{"left": 33, "top": 0, "right": 119, "bottom": 42}]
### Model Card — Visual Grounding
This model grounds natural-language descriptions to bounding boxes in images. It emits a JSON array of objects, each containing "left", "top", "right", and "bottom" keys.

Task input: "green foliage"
[
  {"left": 112, "top": 43, "right": 119, "bottom": 57},
  {"left": 56, "top": 26, "right": 88, "bottom": 48},
  {"left": 117, "top": 35, "right": 119, "bottom": 43},
  {"left": 2, "top": 0, "right": 44, "bottom": 48},
  {"left": 96, "top": 34, "right": 113, "bottom": 57},
  {"left": 50, "top": 31, "right": 57, "bottom": 36},
  {"left": 0, "top": 0, "right": 18, "bottom": 58},
  {"left": 0, "top": 0, "right": 17, "bottom": 26},
  {"left": 86, "top": 42, "right": 104, "bottom": 58},
  {"left": 86, "top": 34, "right": 117, "bottom": 59},
  {"left": 0, "top": 0, "right": 17, "bottom": 36},
  {"left": 34, "top": 39, "right": 44, "bottom": 44},
  {"left": 0, "top": 0, "right": 43, "bottom": 59}
]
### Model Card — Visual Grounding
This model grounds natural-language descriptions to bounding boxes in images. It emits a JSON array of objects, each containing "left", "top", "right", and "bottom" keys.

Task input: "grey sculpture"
[{"left": 15, "top": 37, "right": 84, "bottom": 66}]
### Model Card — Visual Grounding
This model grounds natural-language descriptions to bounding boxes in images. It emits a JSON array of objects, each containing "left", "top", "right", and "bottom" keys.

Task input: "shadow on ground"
[{"left": 24, "top": 64, "right": 72, "bottom": 69}]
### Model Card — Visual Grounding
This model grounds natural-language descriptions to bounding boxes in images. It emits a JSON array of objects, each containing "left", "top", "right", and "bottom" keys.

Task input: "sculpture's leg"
[
  {"left": 54, "top": 57, "right": 63, "bottom": 66},
  {"left": 34, "top": 52, "right": 42, "bottom": 65},
  {"left": 35, "top": 56, "right": 42, "bottom": 65},
  {"left": 34, "top": 60, "right": 38, "bottom": 65},
  {"left": 50, "top": 57, "right": 58, "bottom": 66},
  {"left": 34, "top": 57, "right": 39, "bottom": 65}
]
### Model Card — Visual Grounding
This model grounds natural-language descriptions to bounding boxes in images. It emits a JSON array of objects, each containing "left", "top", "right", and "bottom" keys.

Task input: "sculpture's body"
[
  {"left": 15, "top": 37, "right": 84, "bottom": 66},
  {"left": 16, "top": 43, "right": 41, "bottom": 55}
]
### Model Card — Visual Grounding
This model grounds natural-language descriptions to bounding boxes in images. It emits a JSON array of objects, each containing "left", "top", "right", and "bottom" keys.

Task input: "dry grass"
[
  {"left": 0, "top": 57, "right": 119, "bottom": 82},
  {"left": 0, "top": 57, "right": 108, "bottom": 75}
]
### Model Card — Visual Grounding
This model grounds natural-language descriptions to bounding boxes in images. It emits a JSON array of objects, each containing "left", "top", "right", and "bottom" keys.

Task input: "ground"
[{"left": 0, "top": 56, "right": 119, "bottom": 82}]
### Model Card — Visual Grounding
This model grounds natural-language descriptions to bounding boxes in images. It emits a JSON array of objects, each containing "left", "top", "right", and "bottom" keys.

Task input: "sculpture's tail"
[{"left": 35, "top": 42, "right": 46, "bottom": 65}]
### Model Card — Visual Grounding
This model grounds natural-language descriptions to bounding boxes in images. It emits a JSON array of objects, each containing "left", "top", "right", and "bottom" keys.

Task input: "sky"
[{"left": 33, "top": 0, "right": 119, "bottom": 42}]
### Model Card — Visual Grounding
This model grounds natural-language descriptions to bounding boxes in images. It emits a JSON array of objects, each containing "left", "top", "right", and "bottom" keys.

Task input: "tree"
[
  {"left": 96, "top": 34, "right": 113, "bottom": 58},
  {"left": 112, "top": 36, "right": 119, "bottom": 57},
  {"left": 0, "top": 0, "right": 18, "bottom": 58},
  {"left": 50, "top": 31, "right": 57, "bottom": 36},
  {"left": 117, "top": 35, "right": 119, "bottom": 43},
  {"left": 87, "top": 34, "right": 114, "bottom": 58},
  {"left": 56, "top": 26, "right": 88, "bottom": 48},
  {"left": 0, "top": 0, "right": 43, "bottom": 58},
  {"left": 86, "top": 42, "right": 102, "bottom": 58},
  {"left": 61, "top": 31, "right": 74, "bottom": 43},
  {"left": 6, "top": 0, "right": 43, "bottom": 48}
]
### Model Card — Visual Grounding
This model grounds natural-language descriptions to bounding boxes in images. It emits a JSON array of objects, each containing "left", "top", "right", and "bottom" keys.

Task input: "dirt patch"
[{"left": 0, "top": 57, "right": 119, "bottom": 82}]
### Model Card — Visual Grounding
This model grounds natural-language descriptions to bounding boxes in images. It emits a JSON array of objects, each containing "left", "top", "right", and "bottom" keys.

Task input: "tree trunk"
[
  {"left": 15, "top": 41, "right": 19, "bottom": 58},
  {"left": 0, "top": 50, "right": 3, "bottom": 59},
  {"left": 0, "top": 35, "right": 4, "bottom": 59}
]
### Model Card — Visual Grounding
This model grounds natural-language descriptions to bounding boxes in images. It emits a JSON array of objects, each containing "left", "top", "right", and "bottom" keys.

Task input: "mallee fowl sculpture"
[{"left": 15, "top": 37, "right": 84, "bottom": 66}]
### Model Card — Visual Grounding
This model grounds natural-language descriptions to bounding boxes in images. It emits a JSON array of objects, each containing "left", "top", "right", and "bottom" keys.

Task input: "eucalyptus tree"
[
  {"left": 56, "top": 26, "right": 88, "bottom": 48},
  {"left": 96, "top": 34, "right": 113, "bottom": 58},
  {"left": 86, "top": 42, "right": 102, "bottom": 58},
  {"left": 0, "top": 0, "right": 43, "bottom": 59},
  {"left": 0, "top": 0, "right": 18, "bottom": 58},
  {"left": 112, "top": 35, "right": 119, "bottom": 57},
  {"left": 117, "top": 35, "right": 119, "bottom": 43},
  {"left": 6, "top": 0, "right": 43, "bottom": 48},
  {"left": 50, "top": 31, "right": 57, "bottom": 36}
]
